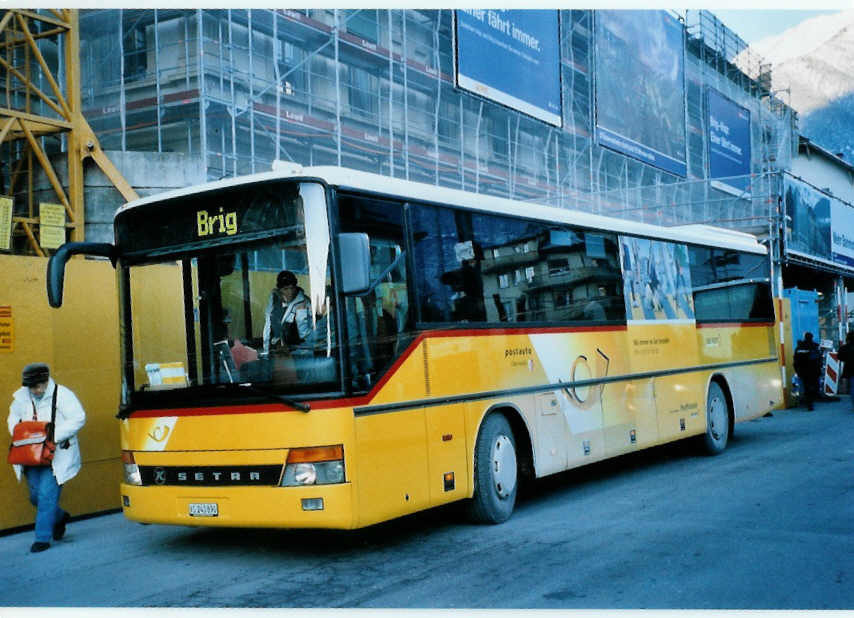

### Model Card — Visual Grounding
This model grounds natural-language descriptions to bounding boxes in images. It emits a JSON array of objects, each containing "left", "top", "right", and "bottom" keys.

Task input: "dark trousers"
[
  {"left": 800, "top": 373, "right": 819, "bottom": 409},
  {"left": 23, "top": 466, "right": 66, "bottom": 543}
]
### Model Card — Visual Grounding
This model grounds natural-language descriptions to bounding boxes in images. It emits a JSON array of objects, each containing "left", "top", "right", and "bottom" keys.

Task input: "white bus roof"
[{"left": 118, "top": 164, "right": 765, "bottom": 255}]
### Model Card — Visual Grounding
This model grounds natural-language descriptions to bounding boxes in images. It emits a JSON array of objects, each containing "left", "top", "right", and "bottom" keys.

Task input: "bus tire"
[
  {"left": 468, "top": 413, "right": 518, "bottom": 524},
  {"left": 702, "top": 380, "right": 730, "bottom": 455}
]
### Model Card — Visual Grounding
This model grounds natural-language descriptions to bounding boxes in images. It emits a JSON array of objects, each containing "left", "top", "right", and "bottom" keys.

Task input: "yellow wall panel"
[{"left": 1, "top": 256, "right": 121, "bottom": 531}]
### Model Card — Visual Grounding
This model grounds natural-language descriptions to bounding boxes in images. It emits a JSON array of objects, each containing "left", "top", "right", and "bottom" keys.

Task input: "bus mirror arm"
[
  {"left": 47, "top": 241, "right": 117, "bottom": 308},
  {"left": 355, "top": 251, "right": 406, "bottom": 298}
]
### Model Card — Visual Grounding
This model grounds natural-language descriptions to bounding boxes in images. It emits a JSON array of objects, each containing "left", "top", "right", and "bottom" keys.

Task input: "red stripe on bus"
[{"left": 127, "top": 323, "right": 628, "bottom": 419}]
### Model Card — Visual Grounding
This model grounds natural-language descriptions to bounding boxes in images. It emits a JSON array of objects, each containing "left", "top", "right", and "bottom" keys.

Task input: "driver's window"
[
  {"left": 200, "top": 243, "right": 338, "bottom": 391},
  {"left": 338, "top": 194, "right": 410, "bottom": 392}
]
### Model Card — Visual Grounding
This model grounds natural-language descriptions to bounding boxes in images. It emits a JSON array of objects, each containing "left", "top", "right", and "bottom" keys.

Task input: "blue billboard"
[
  {"left": 455, "top": 10, "right": 561, "bottom": 127},
  {"left": 594, "top": 10, "right": 686, "bottom": 177},
  {"left": 785, "top": 174, "right": 854, "bottom": 272},
  {"left": 785, "top": 176, "right": 831, "bottom": 262},
  {"left": 708, "top": 88, "right": 752, "bottom": 196}
]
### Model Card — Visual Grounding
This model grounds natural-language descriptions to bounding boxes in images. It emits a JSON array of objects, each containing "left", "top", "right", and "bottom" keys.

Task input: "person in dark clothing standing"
[
  {"left": 794, "top": 332, "right": 821, "bottom": 411},
  {"left": 838, "top": 331, "right": 854, "bottom": 410}
]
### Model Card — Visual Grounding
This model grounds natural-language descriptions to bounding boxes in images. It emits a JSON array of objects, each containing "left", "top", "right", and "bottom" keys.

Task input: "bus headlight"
[
  {"left": 281, "top": 445, "right": 345, "bottom": 486},
  {"left": 122, "top": 450, "right": 142, "bottom": 486}
]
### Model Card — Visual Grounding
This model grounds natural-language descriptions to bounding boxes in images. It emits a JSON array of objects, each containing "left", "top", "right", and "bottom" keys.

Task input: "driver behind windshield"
[{"left": 262, "top": 270, "right": 312, "bottom": 354}]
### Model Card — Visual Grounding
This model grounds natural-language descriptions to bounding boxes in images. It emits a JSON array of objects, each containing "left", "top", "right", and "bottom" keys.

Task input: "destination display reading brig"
[
  {"left": 115, "top": 181, "right": 302, "bottom": 255},
  {"left": 196, "top": 207, "right": 238, "bottom": 238}
]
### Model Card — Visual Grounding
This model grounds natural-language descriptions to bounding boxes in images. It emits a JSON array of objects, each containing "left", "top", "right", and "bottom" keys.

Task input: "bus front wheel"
[
  {"left": 702, "top": 381, "right": 731, "bottom": 455},
  {"left": 468, "top": 413, "right": 518, "bottom": 524}
]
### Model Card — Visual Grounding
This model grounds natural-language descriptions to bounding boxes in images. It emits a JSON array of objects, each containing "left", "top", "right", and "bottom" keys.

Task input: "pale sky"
[{"left": 712, "top": 9, "right": 843, "bottom": 44}]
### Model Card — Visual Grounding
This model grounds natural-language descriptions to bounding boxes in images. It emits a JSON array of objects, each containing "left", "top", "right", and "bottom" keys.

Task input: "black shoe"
[
  {"left": 53, "top": 511, "right": 70, "bottom": 541},
  {"left": 30, "top": 542, "right": 50, "bottom": 553}
]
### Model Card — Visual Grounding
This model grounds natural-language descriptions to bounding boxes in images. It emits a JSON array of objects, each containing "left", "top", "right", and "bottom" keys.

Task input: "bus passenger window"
[
  {"left": 411, "top": 206, "right": 486, "bottom": 323},
  {"left": 688, "top": 246, "right": 773, "bottom": 322},
  {"left": 620, "top": 237, "right": 693, "bottom": 322},
  {"left": 412, "top": 206, "right": 626, "bottom": 325}
]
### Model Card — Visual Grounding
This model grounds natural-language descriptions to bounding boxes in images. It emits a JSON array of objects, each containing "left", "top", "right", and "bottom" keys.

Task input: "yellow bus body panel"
[{"left": 120, "top": 321, "right": 782, "bottom": 530}]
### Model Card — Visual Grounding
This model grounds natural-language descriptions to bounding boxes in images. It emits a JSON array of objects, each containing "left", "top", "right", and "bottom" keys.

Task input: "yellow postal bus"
[{"left": 48, "top": 165, "right": 782, "bottom": 528}]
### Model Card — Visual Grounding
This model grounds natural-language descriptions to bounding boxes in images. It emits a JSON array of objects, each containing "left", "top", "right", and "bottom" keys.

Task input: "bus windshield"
[{"left": 118, "top": 181, "right": 339, "bottom": 404}]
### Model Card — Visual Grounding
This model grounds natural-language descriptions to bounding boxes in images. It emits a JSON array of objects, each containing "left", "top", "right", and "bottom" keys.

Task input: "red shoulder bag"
[{"left": 7, "top": 387, "right": 57, "bottom": 466}]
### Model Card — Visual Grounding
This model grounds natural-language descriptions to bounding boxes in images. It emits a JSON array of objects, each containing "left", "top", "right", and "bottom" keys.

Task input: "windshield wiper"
[{"left": 238, "top": 382, "right": 310, "bottom": 413}]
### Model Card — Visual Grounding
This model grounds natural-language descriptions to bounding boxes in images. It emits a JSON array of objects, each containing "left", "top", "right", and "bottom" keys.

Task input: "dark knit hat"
[
  {"left": 21, "top": 363, "right": 50, "bottom": 387},
  {"left": 276, "top": 270, "right": 298, "bottom": 288}
]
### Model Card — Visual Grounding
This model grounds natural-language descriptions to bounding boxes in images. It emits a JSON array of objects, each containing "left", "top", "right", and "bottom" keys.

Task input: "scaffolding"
[
  {"left": 78, "top": 9, "right": 797, "bottom": 231},
  {"left": 0, "top": 9, "right": 137, "bottom": 256}
]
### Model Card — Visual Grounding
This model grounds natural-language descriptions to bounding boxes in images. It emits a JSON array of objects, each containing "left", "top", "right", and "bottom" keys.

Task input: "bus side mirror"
[
  {"left": 337, "top": 233, "right": 370, "bottom": 295},
  {"left": 47, "top": 242, "right": 117, "bottom": 308}
]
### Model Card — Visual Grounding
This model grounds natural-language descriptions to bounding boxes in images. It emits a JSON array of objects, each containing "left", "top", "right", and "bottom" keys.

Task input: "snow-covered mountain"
[{"left": 744, "top": 10, "right": 854, "bottom": 160}]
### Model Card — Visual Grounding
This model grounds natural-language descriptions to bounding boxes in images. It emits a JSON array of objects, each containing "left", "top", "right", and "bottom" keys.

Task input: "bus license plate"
[{"left": 189, "top": 502, "right": 218, "bottom": 517}]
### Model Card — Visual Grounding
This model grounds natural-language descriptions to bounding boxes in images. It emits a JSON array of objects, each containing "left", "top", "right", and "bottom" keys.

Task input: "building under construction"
[{"left": 77, "top": 9, "right": 795, "bottom": 235}]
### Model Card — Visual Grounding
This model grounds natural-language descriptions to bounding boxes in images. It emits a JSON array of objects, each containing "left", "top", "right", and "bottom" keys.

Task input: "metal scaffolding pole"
[
  {"left": 228, "top": 10, "right": 236, "bottom": 177},
  {"left": 387, "top": 10, "right": 393, "bottom": 177},
  {"left": 248, "top": 9, "right": 256, "bottom": 173},
  {"left": 119, "top": 8, "right": 126, "bottom": 151},
  {"left": 432, "top": 9, "right": 440, "bottom": 186},
  {"left": 184, "top": 15, "right": 191, "bottom": 155},
  {"left": 197, "top": 10, "right": 207, "bottom": 177},
  {"left": 334, "top": 9, "right": 341, "bottom": 167},
  {"left": 273, "top": 12, "right": 280, "bottom": 162},
  {"left": 154, "top": 9, "right": 161, "bottom": 152},
  {"left": 402, "top": 10, "right": 410, "bottom": 180},
  {"left": 458, "top": 97, "right": 464, "bottom": 190},
  {"left": 474, "top": 100, "right": 482, "bottom": 193}
]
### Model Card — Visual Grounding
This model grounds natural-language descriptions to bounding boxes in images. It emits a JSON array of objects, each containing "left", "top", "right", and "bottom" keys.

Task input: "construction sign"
[
  {"left": 39, "top": 202, "right": 66, "bottom": 249},
  {"left": 0, "top": 306, "right": 12, "bottom": 352},
  {"left": 0, "top": 197, "right": 11, "bottom": 251}
]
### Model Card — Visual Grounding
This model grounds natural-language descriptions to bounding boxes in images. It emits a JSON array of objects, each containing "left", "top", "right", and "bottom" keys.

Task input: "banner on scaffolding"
[
  {"left": 454, "top": 10, "right": 562, "bottom": 127},
  {"left": 831, "top": 197, "right": 854, "bottom": 268},
  {"left": 594, "top": 10, "right": 686, "bottom": 177},
  {"left": 707, "top": 88, "right": 751, "bottom": 197},
  {"left": 784, "top": 174, "right": 854, "bottom": 272}
]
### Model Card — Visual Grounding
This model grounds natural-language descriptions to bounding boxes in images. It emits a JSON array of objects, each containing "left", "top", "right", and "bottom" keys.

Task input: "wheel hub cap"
[
  {"left": 709, "top": 395, "right": 727, "bottom": 441},
  {"left": 491, "top": 434, "right": 517, "bottom": 498}
]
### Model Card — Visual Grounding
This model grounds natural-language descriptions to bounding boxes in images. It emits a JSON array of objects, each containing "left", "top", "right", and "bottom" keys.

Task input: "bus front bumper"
[{"left": 119, "top": 482, "right": 356, "bottom": 529}]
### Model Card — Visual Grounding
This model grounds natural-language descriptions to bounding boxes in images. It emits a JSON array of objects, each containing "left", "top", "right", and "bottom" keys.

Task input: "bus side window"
[
  {"left": 412, "top": 206, "right": 626, "bottom": 326},
  {"left": 688, "top": 246, "right": 773, "bottom": 322},
  {"left": 411, "top": 206, "right": 481, "bottom": 323},
  {"left": 471, "top": 216, "right": 625, "bottom": 325}
]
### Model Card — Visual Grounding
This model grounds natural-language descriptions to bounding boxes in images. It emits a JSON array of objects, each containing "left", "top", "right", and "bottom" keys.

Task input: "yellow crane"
[{"left": 0, "top": 9, "right": 137, "bottom": 256}]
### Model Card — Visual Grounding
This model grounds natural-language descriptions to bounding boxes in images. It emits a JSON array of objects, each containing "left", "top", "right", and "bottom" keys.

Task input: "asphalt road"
[{"left": 2, "top": 396, "right": 853, "bottom": 609}]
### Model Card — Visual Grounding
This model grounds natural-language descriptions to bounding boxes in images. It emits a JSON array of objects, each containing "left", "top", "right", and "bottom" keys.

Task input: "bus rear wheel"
[
  {"left": 702, "top": 381, "right": 730, "bottom": 455},
  {"left": 468, "top": 413, "right": 518, "bottom": 524}
]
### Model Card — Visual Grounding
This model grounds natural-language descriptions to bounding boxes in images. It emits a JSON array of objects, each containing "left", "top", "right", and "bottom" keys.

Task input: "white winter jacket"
[
  {"left": 262, "top": 288, "right": 313, "bottom": 353},
  {"left": 7, "top": 378, "right": 86, "bottom": 485}
]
